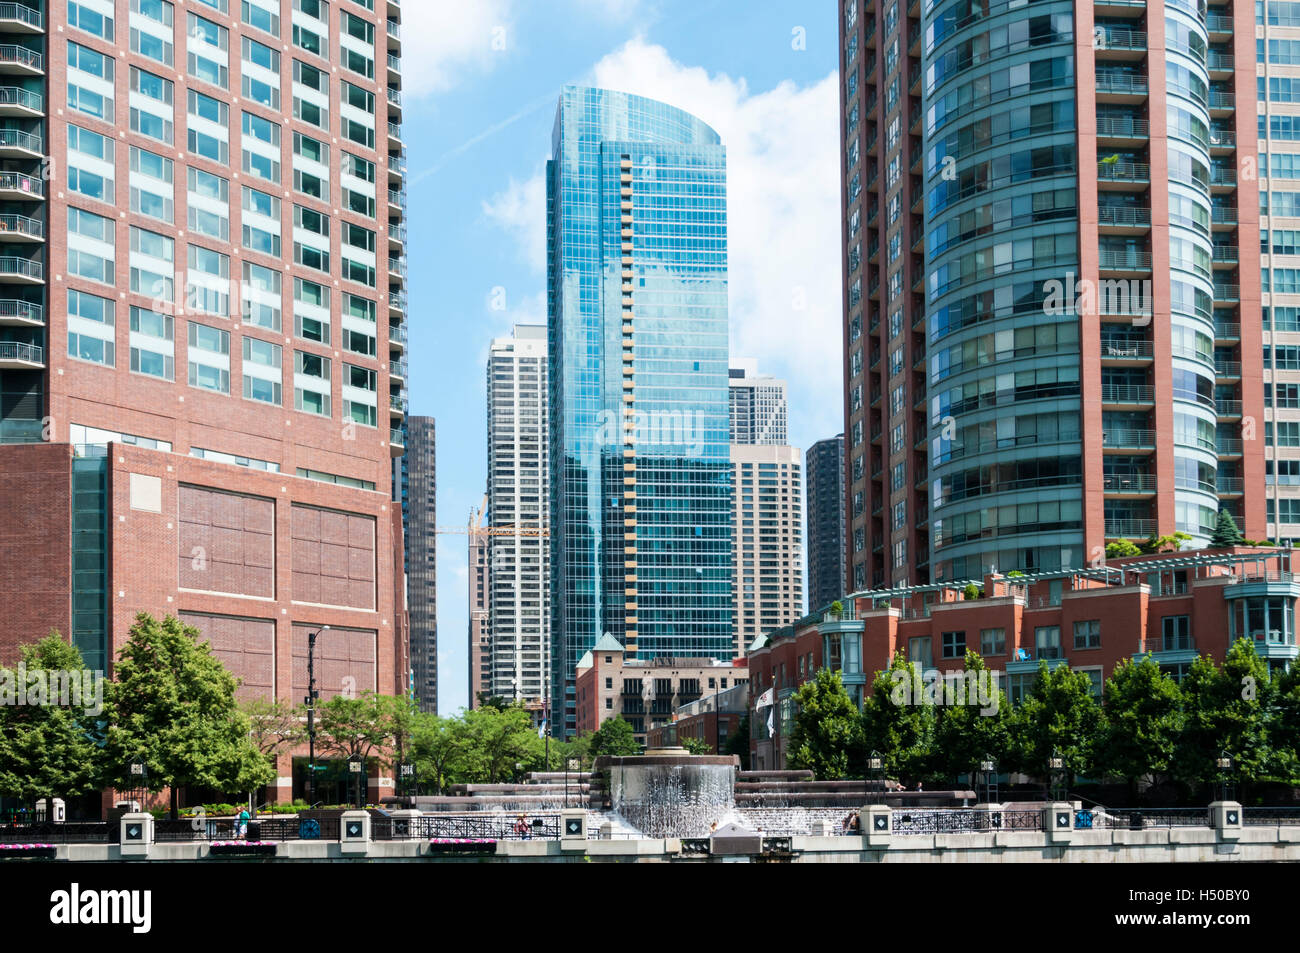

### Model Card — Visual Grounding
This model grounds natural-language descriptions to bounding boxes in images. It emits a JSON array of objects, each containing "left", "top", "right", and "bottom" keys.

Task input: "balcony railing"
[
  {"left": 1215, "top": 359, "right": 1241, "bottom": 376},
  {"left": 1213, "top": 284, "right": 1239, "bottom": 301},
  {"left": 0, "top": 86, "right": 40, "bottom": 111},
  {"left": 1098, "top": 249, "right": 1152, "bottom": 270},
  {"left": 388, "top": 120, "right": 402, "bottom": 140},
  {"left": 1207, "top": 52, "right": 1234, "bottom": 71},
  {"left": 1216, "top": 477, "right": 1244, "bottom": 493},
  {"left": 1096, "top": 74, "right": 1148, "bottom": 96},
  {"left": 1214, "top": 321, "right": 1240, "bottom": 339},
  {"left": 390, "top": 393, "right": 407, "bottom": 412},
  {"left": 387, "top": 53, "right": 401, "bottom": 73},
  {"left": 387, "top": 18, "right": 400, "bottom": 39},
  {"left": 1210, "top": 168, "right": 1236, "bottom": 186},
  {"left": 388, "top": 188, "right": 405, "bottom": 208},
  {"left": 1206, "top": 14, "right": 1232, "bottom": 31},
  {"left": 1096, "top": 116, "right": 1149, "bottom": 139},
  {"left": 1103, "top": 473, "right": 1156, "bottom": 492},
  {"left": 0, "top": 4, "right": 42, "bottom": 29},
  {"left": 1097, "top": 205, "right": 1151, "bottom": 227},
  {"left": 388, "top": 323, "right": 406, "bottom": 346},
  {"left": 0, "top": 170, "right": 41, "bottom": 196},
  {"left": 1216, "top": 438, "right": 1243, "bottom": 454},
  {"left": 0, "top": 255, "right": 41, "bottom": 278},
  {"left": 1097, "top": 28, "right": 1146, "bottom": 51},
  {"left": 1215, "top": 398, "right": 1242, "bottom": 416},
  {"left": 1207, "top": 91, "right": 1234, "bottom": 111},
  {"left": 390, "top": 427, "right": 405, "bottom": 447},
  {"left": 1097, "top": 161, "right": 1150, "bottom": 182},
  {"left": 388, "top": 222, "right": 406, "bottom": 243},
  {"left": 1100, "top": 339, "right": 1154, "bottom": 359},
  {"left": 1102, "top": 428, "right": 1155, "bottom": 447},
  {"left": 0, "top": 212, "right": 41, "bottom": 239},
  {"left": 388, "top": 257, "right": 406, "bottom": 278},
  {"left": 0, "top": 297, "right": 40, "bottom": 323},
  {"left": 1211, "top": 207, "right": 1237, "bottom": 225},
  {"left": 389, "top": 290, "right": 406, "bottom": 312},
  {"left": 1209, "top": 128, "right": 1235, "bottom": 148},
  {"left": 0, "top": 45, "right": 40, "bottom": 71},
  {"left": 0, "top": 127, "right": 41, "bottom": 152},
  {"left": 1106, "top": 518, "right": 1155, "bottom": 537},
  {"left": 390, "top": 358, "right": 408, "bottom": 377},
  {"left": 386, "top": 86, "right": 401, "bottom": 107},
  {"left": 0, "top": 340, "right": 41, "bottom": 363},
  {"left": 1101, "top": 383, "right": 1154, "bottom": 403},
  {"left": 1212, "top": 246, "right": 1238, "bottom": 263}
]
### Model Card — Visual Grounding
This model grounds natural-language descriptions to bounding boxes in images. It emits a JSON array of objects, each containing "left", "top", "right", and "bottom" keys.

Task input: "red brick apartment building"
[
  {"left": 0, "top": 0, "right": 409, "bottom": 803},
  {"left": 749, "top": 548, "right": 1299, "bottom": 770}
]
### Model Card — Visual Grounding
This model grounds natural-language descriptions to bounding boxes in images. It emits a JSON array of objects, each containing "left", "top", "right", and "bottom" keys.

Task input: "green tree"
[
  {"left": 462, "top": 704, "right": 540, "bottom": 781},
  {"left": 409, "top": 711, "right": 469, "bottom": 794},
  {"left": 679, "top": 735, "right": 713, "bottom": 755},
  {"left": 1105, "top": 539, "right": 1141, "bottom": 558},
  {"left": 930, "top": 651, "right": 1011, "bottom": 785},
  {"left": 1007, "top": 662, "right": 1101, "bottom": 787},
  {"left": 1273, "top": 662, "right": 1300, "bottom": 782},
  {"left": 788, "top": 667, "right": 864, "bottom": 780},
  {"left": 240, "top": 697, "right": 304, "bottom": 767},
  {"left": 860, "top": 651, "right": 936, "bottom": 785},
  {"left": 1096, "top": 656, "right": 1183, "bottom": 798},
  {"left": 104, "top": 613, "right": 273, "bottom": 818},
  {"left": 1140, "top": 531, "right": 1192, "bottom": 555},
  {"left": 1209, "top": 509, "right": 1245, "bottom": 547},
  {"left": 1173, "top": 640, "right": 1273, "bottom": 797},
  {"left": 317, "top": 691, "right": 395, "bottom": 764},
  {"left": 724, "top": 715, "right": 751, "bottom": 770},
  {"left": 588, "top": 716, "right": 640, "bottom": 757},
  {"left": 0, "top": 633, "right": 102, "bottom": 810}
]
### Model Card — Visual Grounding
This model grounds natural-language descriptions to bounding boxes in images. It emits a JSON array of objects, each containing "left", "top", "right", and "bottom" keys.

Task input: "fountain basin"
[{"left": 596, "top": 752, "right": 740, "bottom": 838}]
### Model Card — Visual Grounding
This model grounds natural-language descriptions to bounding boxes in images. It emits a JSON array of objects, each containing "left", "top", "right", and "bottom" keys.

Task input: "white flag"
[
  {"left": 766, "top": 706, "right": 775, "bottom": 738},
  {"left": 755, "top": 686, "right": 775, "bottom": 709}
]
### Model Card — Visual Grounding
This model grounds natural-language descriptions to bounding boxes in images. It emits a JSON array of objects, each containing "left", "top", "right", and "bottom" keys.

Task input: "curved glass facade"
[
  {"left": 924, "top": 0, "right": 1083, "bottom": 579},
  {"left": 547, "top": 87, "right": 731, "bottom": 736}
]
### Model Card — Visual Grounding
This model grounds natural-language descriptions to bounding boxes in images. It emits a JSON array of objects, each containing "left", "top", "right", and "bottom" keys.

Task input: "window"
[
  {"left": 67, "top": 289, "right": 115, "bottom": 367},
  {"left": 908, "top": 636, "right": 932, "bottom": 669},
  {"left": 243, "top": 261, "right": 282, "bottom": 331},
  {"left": 129, "top": 147, "right": 174, "bottom": 223},
  {"left": 129, "top": 226, "right": 175, "bottom": 302},
  {"left": 242, "top": 336, "right": 283, "bottom": 405},
  {"left": 187, "top": 167, "right": 230, "bottom": 241},
  {"left": 129, "top": 67, "right": 174, "bottom": 147},
  {"left": 344, "top": 362, "right": 377, "bottom": 428},
  {"left": 242, "top": 0, "right": 280, "bottom": 36},
  {"left": 292, "top": 59, "right": 330, "bottom": 130},
  {"left": 187, "top": 12, "right": 229, "bottom": 88},
  {"left": 941, "top": 630, "right": 966, "bottom": 659},
  {"left": 294, "top": 350, "right": 331, "bottom": 417},
  {"left": 187, "top": 89, "right": 229, "bottom": 162},
  {"left": 1073, "top": 619, "right": 1101, "bottom": 650},
  {"left": 67, "top": 125, "right": 115, "bottom": 202},
  {"left": 67, "top": 207, "right": 115, "bottom": 285},
  {"left": 1161, "top": 615, "right": 1192, "bottom": 651},
  {"left": 292, "top": 0, "right": 329, "bottom": 55},
  {"left": 241, "top": 36, "right": 281, "bottom": 108},
  {"left": 1034, "top": 625, "right": 1062, "bottom": 660},
  {"left": 67, "top": 41, "right": 115, "bottom": 122},
  {"left": 242, "top": 186, "right": 282, "bottom": 257},
  {"left": 980, "top": 627, "right": 1006, "bottom": 656},
  {"left": 69, "top": 0, "right": 115, "bottom": 40},
  {"left": 293, "top": 132, "right": 331, "bottom": 200},
  {"left": 187, "top": 322, "right": 230, "bottom": 394},
  {"left": 129, "top": 306, "right": 174, "bottom": 380},
  {"left": 295, "top": 277, "right": 330, "bottom": 343},
  {"left": 187, "top": 244, "right": 230, "bottom": 316},
  {"left": 130, "top": 0, "right": 174, "bottom": 67}
]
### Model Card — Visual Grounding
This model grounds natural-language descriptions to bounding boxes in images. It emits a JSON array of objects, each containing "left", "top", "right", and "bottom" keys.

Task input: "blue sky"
[{"left": 400, "top": 1, "right": 842, "bottom": 714}]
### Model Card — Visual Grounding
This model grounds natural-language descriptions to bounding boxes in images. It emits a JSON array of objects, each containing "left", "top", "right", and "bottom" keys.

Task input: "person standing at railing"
[{"left": 237, "top": 807, "right": 250, "bottom": 840}]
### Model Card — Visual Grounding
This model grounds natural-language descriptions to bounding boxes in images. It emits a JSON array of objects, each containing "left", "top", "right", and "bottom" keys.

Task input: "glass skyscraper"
[{"left": 547, "top": 86, "right": 732, "bottom": 737}]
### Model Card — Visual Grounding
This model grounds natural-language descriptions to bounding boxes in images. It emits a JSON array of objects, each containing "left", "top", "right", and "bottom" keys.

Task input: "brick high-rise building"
[
  {"left": 406, "top": 415, "right": 435, "bottom": 712},
  {"left": 839, "top": 0, "right": 1263, "bottom": 591},
  {"left": 0, "top": 0, "right": 409, "bottom": 802}
]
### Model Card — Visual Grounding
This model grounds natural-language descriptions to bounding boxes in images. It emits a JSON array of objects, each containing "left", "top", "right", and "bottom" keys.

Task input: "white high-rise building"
[
  {"left": 486, "top": 325, "right": 550, "bottom": 708},
  {"left": 729, "top": 359, "right": 789, "bottom": 445}
]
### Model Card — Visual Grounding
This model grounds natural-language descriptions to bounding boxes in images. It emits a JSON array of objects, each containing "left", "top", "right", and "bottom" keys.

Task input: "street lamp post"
[
  {"left": 1048, "top": 750, "right": 1065, "bottom": 801},
  {"left": 305, "top": 626, "right": 329, "bottom": 806},
  {"left": 979, "top": 757, "right": 998, "bottom": 804},
  {"left": 348, "top": 754, "right": 363, "bottom": 808},
  {"left": 1216, "top": 749, "right": 1234, "bottom": 802},
  {"left": 868, "top": 750, "right": 884, "bottom": 804}
]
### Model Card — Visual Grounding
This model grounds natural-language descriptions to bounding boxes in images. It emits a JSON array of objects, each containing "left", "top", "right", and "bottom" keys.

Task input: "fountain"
[{"left": 595, "top": 747, "right": 740, "bottom": 838}]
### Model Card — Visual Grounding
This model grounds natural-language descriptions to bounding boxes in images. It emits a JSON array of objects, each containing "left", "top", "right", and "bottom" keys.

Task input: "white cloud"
[
  {"left": 588, "top": 40, "right": 844, "bottom": 448},
  {"left": 482, "top": 171, "right": 548, "bottom": 274},
  {"left": 400, "top": 0, "right": 515, "bottom": 98}
]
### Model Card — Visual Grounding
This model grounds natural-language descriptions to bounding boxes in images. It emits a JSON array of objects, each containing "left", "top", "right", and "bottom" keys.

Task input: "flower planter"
[
  {"left": 428, "top": 837, "right": 497, "bottom": 856},
  {"left": 209, "top": 842, "right": 277, "bottom": 857},
  {"left": 0, "top": 843, "right": 55, "bottom": 859}
]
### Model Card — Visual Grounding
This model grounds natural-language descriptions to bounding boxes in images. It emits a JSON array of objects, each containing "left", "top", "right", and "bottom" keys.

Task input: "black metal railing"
[
  {"left": 0, "top": 821, "right": 115, "bottom": 844},
  {"left": 1243, "top": 807, "right": 1300, "bottom": 826},
  {"left": 415, "top": 814, "right": 561, "bottom": 841},
  {"left": 1091, "top": 808, "right": 1209, "bottom": 829}
]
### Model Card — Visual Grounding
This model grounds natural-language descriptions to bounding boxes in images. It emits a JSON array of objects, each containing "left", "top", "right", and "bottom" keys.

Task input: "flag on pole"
[{"left": 755, "top": 686, "right": 775, "bottom": 709}]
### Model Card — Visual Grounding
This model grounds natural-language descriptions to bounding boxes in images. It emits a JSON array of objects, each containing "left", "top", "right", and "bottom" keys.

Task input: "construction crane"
[{"left": 435, "top": 495, "right": 549, "bottom": 536}]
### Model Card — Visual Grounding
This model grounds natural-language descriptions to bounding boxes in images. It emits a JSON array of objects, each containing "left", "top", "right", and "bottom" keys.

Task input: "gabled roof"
[
  {"left": 747, "top": 633, "right": 769, "bottom": 653},
  {"left": 592, "top": 631, "right": 624, "bottom": 652},
  {"left": 576, "top": 651, "right": 594, "bottom": 670}
]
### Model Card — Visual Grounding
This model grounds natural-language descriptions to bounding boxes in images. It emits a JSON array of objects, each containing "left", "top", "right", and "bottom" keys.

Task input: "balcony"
[
  {"left": 1103, "top": 473, "right": 1156, "bottom": 494},
  {"left": 1105, "top": 517, "right": 1155, "bottom": 538},
  {"left": 0, "top": 297, "right": 39, "bottom": 325},
  {"left": 1095, "top": 116, "right": 1149, "bottom": 143},
  {"left": 390, "top": 358, "right": 408, "bottom": 380},
  {"left": 0, "top": 255, "right": 41, "bottom": 282},
  {"left": 388, "top": 256, "right": 406, "bottom": 280},
  {"left": 1097, "top": 205, "right": 1151, "bottom": 231},
  {"left": 1096, "top": 28, "right": 1146, "bottom": 56},
  {"left": 387, "top": 18, "right": 401, "bottom": 48},
  {"left": 0, "top": 212, "right": 40, "bottom": 241},
  {"left": 1216, "top": 476, "right": 1244, "bottom": 495},
  {"left": 1211, "top": 207, "right": 1237, "bottom": 228},
  {"left": 388, "top": 221, "right": 405, "bottom": 247},
  {"left": 1096, "top": 161, "right": 1150, "bottom": 188},
  {"left": 0, "top": 4, "right": 42, "bottom": 33},
  {"left": 1101, "top": 383, "right": 1154, "bottom": 405},
  {"left": 0, "top": 339, "right": 41, "bottom": 367},
  {"left": 1212, "top": 245, "right": 1238, "bottom": 265},
  {"left": 389, "top": 392, "right": 407, "bottom": 416},
  {"left": 1098, "top": 248, "right": 1151, "bottom": 273},
  {"left": 390, "top": 428, "right": 405, "bottom": 454},
  {"left": 389, "top": 290, "right": 406, "bottom": 315},
  {"left": 387, "top": 53, "right": 401, "bottom": 84},
  {"left": 1102, "top": 428, "right": 1155, "bottom": 450},
  {"left": 1214, "top": 321, "right": 1239, "bottom": 340},
  {"left": 0, "top": 44, "right": 40, "bottom": 74},
  {"left": 1207, "top": 51, "right": 1234, "bottom": 74},
  {"left": 388, "top": 322, "right": 406, "bottom": 350},
  {"left": 1206, "top": 14, "right": 1232, "bottom": 34},
  {"left": 388, "top": 188, "right": 405, "bottom": 211},
  {"left": 386, "top": 86, "right": 402, "bottom": 116},
  {"left": 1096, "top": 73, "right": 1148, "bottom": 101},
  {"left": 0, "top": 85, "right": 39, "bottom": 116},
  {"left": 1209, "top": 128, "right": 1235, "bottom": 151},
  {"left": 1207, "top": 91, "right": 1234, "bottom": 116},
  {"left": 0, "top": 169, "right": 41, "bottom": 198},
  {"left": 1213, "top": 284, "right": 1239, "bottom": 302},
  {"left": 1215, "top": 398, "right": 1243, "bottom": 417},
  {"left": 0, "top": 126, "right": 41, "bottom": 157},
  {"left": 388, "top": 120, "right": 402, "bottom": 148},
  {"left": 1100, "top": 339, "right": 1154, "bottom": 361},
  {"left": 1216, "top": 438, "right": 1243, "bottom": 456},
  {"left": 1214, "top": 358, "right": 1241, "bottom": 377},
  {"left": 1210, "top": 167, "right": 1236, "bottom": 190}
]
